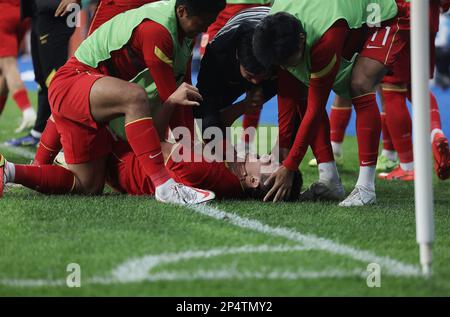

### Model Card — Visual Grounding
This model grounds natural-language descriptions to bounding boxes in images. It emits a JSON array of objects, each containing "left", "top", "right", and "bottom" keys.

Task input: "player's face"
[
  {"left": 239, "top": 65, "right": 269, "bottom": 85},
  {"left": 242, "top": 154, "right": 279, "bottom": 190},
  {"left": 177, "top": 6, "right": 218, "bottom": 39}
]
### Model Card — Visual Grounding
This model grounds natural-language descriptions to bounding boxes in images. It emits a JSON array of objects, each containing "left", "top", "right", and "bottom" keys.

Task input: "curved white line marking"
[{"left": 189, "top": 205, "right": 421, "bottom": 277}]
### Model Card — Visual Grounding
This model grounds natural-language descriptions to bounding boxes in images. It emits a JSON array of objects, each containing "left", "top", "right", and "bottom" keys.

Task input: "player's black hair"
[
  {"left": 175, "top": 0, "right": 226, "bottom": 16},
  {"left": 236, "top": 22, "right": 269, "bottom": 75},
  {"left": 253, "top": 12, "right": 306, "bottom": 69}
]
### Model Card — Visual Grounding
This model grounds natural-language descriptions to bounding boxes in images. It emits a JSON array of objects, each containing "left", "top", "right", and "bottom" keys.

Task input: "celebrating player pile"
[{"left": 1, "top": 0, "right": 449, "bottom": 207}]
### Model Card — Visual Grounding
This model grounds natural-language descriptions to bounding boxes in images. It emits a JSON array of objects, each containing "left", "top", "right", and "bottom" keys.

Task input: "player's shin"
[
  {"left": 124, "top": 117, "right": 171, "bottom": 187},
  {"left": 34, "top": 119, "right": 62, "bottom": 166},
  {"left": 352, "top": 93, "right": 381, "bottom": 190},
  {"left": 12, "top": 164, "right": 76, "bottom": 194},
  {"left": 382, "top": 88, "right": 414, "bottom": 171},
  {"left": 329, "top": 105, "right": 352, "bottom": 158}
]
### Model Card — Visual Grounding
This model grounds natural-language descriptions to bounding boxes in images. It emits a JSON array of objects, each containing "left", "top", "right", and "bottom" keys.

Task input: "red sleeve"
[
  {"left": 131, "top": 20, "right": 177, "bottom": 103},
  {"left": 277, "top": 68, "right": 305, "bottom": 149},
  {"left": 283, "top": 21, "right": 349, "bottom": 171}
]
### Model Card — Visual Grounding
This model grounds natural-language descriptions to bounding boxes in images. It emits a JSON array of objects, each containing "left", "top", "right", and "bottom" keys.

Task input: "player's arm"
[
  {"left": 219, "top": 86, "right": 265, "bottom": 128},
  {"left": 277, "top": 68, "right": 303, "bottom": 152},
  {"left": 132, "top": 21, "right": 194, "bottom": 137},
  {"left": 195, "top": 48, "right": 228, "bottom": 132}
]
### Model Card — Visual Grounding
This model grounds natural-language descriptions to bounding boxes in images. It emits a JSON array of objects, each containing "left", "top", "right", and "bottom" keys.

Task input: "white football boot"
[
  {"left": 155, "top": 178, "right": 215, "bottom": 205},
  {"left": 339, "top": 185, "right": 376, "bottom": 207}
]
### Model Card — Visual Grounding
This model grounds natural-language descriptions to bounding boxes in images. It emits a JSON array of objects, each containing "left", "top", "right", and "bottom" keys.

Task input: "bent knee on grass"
[{"left": 68, "top": 159, "right": 107, "bottom": 195}]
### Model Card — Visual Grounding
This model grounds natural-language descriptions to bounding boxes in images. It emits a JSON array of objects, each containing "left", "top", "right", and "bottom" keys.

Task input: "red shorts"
[
  {"left": 106, "top": 139, "right": 244, "bottom": 199},
  {"left": 88, "top": 0, "right": 157, "bottom": 35},
  {"left": 48, "top": 57, "right": 113, "bottom": 164},
  {"left": 361, "top": 0, "right": 437, "bottom": 83},
  {"left": 0, "top": 3, "right": 30, "bottom": 58},
  {"left": 382, "top": 33, "right": 436, "bottom": 84}
]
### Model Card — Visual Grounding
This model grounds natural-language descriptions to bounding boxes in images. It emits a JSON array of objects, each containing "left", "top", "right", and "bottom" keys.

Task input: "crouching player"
[{"left": 195, "top": 6, "right": 277, "bottom": 153}]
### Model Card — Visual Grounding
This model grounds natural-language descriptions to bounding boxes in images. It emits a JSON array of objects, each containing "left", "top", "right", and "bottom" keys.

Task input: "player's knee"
[
  {"left": 125, "top": 85, "right": 149, "bottom": 116},
  {"left": 351, "top": 75, "right": 375, "bottom": 97},
  {"left": 73, "top": 176, "right": 104, "bottom": 195}
]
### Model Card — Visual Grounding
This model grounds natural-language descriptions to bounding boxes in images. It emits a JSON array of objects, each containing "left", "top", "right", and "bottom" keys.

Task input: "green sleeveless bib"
[
  {"left": 271, "top": 0, "right": 398, "bottom": 98},
  {"left": 75, "top": 0, "right": 192, "bottom": 140}
]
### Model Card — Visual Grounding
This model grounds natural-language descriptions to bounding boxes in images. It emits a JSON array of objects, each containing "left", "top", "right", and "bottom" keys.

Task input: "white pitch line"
[
  {"left": 0, "top": 279, "right": 66, "bottom": 288},
  {"left": 189, "top": 204, "right": 422, "bottom": 277},
  {"left": 0, "top": 204, "right": 423, "bottom": 288},
  {"left": 0, "top": 244, "right": 363, "bottom": 287},
  {"left": 110, "top": 244, "right": 312, "bottom": 283},
  {"left": 125, "top": 268, "right": 366, "bottom": 282},
  {"left": 0, "top": 144, "right": 35, "bottom": 160}
]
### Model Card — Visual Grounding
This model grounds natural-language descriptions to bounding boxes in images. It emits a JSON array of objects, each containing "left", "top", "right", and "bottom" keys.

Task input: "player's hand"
[
  {"left": 263, "top": 165, "right": 294, "bottom": 203},
  {"left": 166, "top": 83, "right": 203, "bottom": 107},
  {"left": 55, "top": 0, "right": 80, "bottom": 17}
]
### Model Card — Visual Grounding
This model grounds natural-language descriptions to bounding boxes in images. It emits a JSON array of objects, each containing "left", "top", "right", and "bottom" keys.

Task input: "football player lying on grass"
[
  {"left": 104, "top": 137, "right": 303, "bottom": 201},
  {"left": 0, "top": 137, "right": 302, "bottom": 202}
]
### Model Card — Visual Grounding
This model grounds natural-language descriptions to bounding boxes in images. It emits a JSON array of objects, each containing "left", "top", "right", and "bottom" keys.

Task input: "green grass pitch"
[{"left": 0, "top": 93, "right": 449, "bottom": 296}]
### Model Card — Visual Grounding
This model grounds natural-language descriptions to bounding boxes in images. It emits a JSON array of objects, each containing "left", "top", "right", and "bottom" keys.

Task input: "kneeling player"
[{"left": 0, "top": 0, "right": 226, "bottom": 205}]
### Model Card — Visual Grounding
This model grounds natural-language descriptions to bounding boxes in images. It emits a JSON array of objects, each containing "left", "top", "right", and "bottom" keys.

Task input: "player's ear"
[{"left": 176, "top": 5, "right": 189, "bottom": 19}]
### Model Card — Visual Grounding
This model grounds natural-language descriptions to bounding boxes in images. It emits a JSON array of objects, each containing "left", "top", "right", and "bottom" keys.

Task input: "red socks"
[
  {"left": 125, "top": 118, "right": 170, "bottom": 187},
  {"left": 382, "top": 88, "right": 413, "bottom": 163},
  {"left": 329, "top": 106, "right": 352, "bottom": 144},
  {"left": 14, "top": 164, "right": 76, "bottom": 194},
  {"left": 12, "top": 89, "right": 31, "bottom": 112},
  {"left": 34, "top": 119, "right": 62, "bottom": 166},
  {"left": 242, "top": 110, "right": 261, "bottom": 143},
  {"left": 352, "top": 94, "right": 381, "bottom": 166},
  {"left": 429, "top": 92, "right": 442, "bottom": 132},
  {"left": 0, "top": 95, "right": 7, "bottom": 115},
  {"left": 380, "top": 112, "right": 395, "bottom": 151}
]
